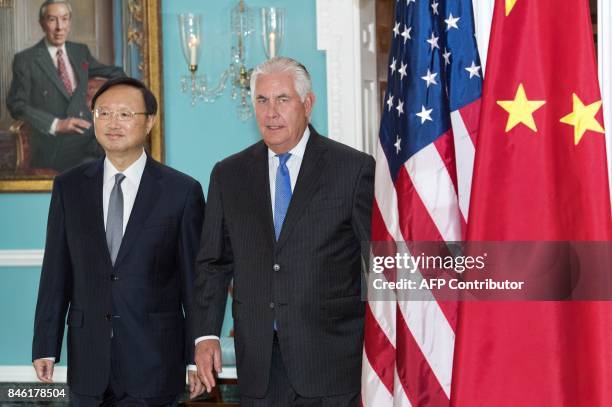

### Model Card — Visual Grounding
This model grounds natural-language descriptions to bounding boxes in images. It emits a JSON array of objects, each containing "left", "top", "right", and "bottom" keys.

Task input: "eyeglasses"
[{"left": 93, "top": 109, "right": 148, "bottom": 121}]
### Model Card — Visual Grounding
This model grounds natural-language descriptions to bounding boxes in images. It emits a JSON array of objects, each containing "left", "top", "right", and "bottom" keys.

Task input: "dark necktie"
[
  {"left": 56, "top": 49, "right": 73, "bottom": 96},
  {"left": 106, "top": 174, "right": 126, "bottom": 265},
  {"left": 274, "top": 153, "right": 292, "bottom": 240}
]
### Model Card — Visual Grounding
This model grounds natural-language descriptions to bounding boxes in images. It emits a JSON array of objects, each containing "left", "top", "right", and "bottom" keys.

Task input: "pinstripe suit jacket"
[
  {"left": 192, "top": 127, "right": 375, "bottom": 398},
  {"left": 32, "top": 156, "right": 205, "bottom": 397}
]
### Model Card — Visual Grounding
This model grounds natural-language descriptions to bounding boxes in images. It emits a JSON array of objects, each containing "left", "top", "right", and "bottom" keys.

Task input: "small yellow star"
[
  {"left": 559, "top": 93, "right": 604, "bottom": 145},
  {"left": 497, "top": 83, "right": 546, "bottom": 133},
  {"left": 506, "top": 0, "right": 518, "bottom": 16}
]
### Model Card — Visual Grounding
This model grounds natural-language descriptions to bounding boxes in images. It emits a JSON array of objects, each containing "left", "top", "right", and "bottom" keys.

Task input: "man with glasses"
[
  {"left": 7, "top": 0, "right": 124, "bottom": 172},
  {"left": 32, "top": 77, "right": 205, "bottom": 406}
]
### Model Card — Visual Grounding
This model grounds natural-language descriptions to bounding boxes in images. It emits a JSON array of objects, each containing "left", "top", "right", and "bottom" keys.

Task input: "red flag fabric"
[{"left": 452, "top": 0, "right": 612, "bottom": 405}]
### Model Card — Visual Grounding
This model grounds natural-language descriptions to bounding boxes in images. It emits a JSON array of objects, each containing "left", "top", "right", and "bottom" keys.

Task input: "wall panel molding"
[
  {"left": 0, "top": 250, "right": 43, "bottom": 267},
  {"left": 0, "top": 366, "right": 238, "bottom": 383},
  {"left": 0, "top": 366, "right": 66, "bottom": 382}
]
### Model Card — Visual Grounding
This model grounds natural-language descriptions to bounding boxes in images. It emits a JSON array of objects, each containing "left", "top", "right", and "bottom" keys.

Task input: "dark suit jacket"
[
  {"left": 7, "top": 40, "right": 125, "bottom": 171},
  {"left": 191, "top": 127, "right": 375, "bottom": 398},
  {"left": 33, "top": 156, "right": 205, "bottom": 397}
]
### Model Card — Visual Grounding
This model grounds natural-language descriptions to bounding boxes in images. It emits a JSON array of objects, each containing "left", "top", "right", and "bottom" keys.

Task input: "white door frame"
[
  {"left": 316, "top": 0, "right": 364, "bottom": 151},
  {"left": 599, "top": 0, "right": 612, "bottom": 205}
]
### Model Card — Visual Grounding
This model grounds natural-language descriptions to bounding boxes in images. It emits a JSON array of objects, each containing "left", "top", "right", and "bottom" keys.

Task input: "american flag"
[{"left": 362, "top": 0, "right": 482, "bottom": 405}]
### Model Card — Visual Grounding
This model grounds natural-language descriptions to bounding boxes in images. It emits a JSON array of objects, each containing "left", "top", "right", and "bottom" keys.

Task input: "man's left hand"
[{"left": 188, "top": 370, "right": 204, "bottom": 399}]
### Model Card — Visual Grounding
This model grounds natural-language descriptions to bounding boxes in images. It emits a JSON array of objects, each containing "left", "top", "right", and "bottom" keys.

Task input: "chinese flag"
[{"left": 451, "top": 0, "right": 612, "bottom": 405}]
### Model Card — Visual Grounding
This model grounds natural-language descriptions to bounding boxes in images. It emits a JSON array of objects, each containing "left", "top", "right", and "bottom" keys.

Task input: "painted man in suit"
[
  {"left": 192, "top": 57, "right": 375, "bottom": 406},
  {"left": 32, "top": 77, "right": 205, "bottom": 406},
  {"left": 7, "top": 0, "right": 125, "bottom": 172}
]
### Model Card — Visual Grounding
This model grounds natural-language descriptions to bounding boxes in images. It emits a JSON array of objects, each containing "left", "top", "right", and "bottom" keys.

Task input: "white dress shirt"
[
  {"left": 45, "top": 40, "right": 77, "bottom": 135},
  {"left": 103, "top": 151, "right": 147, "bottom": 233},
  {"left": 194, "top": 128, "right": 311, "bottom": 348}
]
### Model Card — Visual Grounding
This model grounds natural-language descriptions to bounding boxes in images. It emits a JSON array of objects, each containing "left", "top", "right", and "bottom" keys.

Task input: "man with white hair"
[
  {"left": 7, "top": 0, "right": 124, "bottom": 172},
  {"left": 192, "top": 57, "right": 375, "bottom": 406}
]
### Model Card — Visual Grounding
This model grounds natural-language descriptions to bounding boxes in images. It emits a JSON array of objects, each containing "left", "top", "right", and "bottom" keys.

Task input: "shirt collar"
[
  {"left": 267, "top": 127, "right": 311, "bottom": 160},
  {"left": 104, "top": 150, "right": 147, "bottom": 185},
  {"left": 45, "top": 39, "right": 67, "bottom": 56}
]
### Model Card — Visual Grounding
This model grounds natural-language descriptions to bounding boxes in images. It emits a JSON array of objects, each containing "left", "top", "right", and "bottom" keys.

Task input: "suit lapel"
[
  {"left": 34, "top": 40, "right": 71, "bottom": 100},
  {"left": 276, "top": 129, "right": 328, "bottom": 252},
  {"left": 114, "top": 156, "right": 161, "bottom": 267},
  {"left": 248, "top": 142, "right": 276, "bottom": 252},
  {"left": 81, "top": 159, "right": 113, "bottom": 269},
  {"left": 66, "top": 42, "right": 84, "bottom": 94}
]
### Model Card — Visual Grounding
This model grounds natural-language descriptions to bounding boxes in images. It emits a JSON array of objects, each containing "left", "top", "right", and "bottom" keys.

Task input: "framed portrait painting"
[{"left": 0, "top": 0, "right": 163, "bottom": 192}]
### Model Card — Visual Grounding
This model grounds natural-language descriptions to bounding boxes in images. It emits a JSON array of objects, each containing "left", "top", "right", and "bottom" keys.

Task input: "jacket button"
[
  {"left": 273, "top": 264, "right": 280, "bottom": 272},
  {"left": 105, "top": 313, "right": 112, "bottom": 321},
  {"left": 110, "top": 274, "right": 118, "bottom": 281},
  {"left": 269, "top": 302, "right": 275, "bottom": 309}
]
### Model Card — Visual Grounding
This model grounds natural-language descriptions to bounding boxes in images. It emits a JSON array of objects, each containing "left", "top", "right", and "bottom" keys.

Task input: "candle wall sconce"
[{"left": 179, "top": 2, "right": 285, "bottom": 122}]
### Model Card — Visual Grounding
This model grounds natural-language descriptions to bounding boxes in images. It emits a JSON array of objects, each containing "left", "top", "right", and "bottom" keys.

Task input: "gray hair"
[
  {"left": 250, "top": 57, "right": 312, "bottom": 103},
  {"left": 39, "top": 0, "right": 72, "bottom": 21}
]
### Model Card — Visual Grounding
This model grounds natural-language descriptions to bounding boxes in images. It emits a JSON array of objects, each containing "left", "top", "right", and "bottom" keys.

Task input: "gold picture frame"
[{"left": 0, "top": 0, "right": 164, "bottom": 192}]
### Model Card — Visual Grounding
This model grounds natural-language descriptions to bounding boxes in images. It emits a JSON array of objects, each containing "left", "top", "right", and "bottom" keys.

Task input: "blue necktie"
[{"left": 274, "top": 153, "right": 292, "bottom": 240}]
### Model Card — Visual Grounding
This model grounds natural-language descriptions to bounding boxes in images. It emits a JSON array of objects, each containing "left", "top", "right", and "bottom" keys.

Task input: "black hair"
[{"left": 91, "top": 77, "right": 158, "bottom": 115}]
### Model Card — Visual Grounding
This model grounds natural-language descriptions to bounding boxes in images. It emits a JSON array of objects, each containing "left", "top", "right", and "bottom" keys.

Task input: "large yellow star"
[
  {"left": 497, "top": 83, "right": 546, "bottom": 133},
  {"left": 506, "top": 0, "right": 518, "bottom": 16},
  {"left": 559, "top": 93, "right": 604, "bottom": 145}
]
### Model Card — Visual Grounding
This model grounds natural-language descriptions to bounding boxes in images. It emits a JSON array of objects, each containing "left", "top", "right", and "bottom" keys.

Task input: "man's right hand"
[
  {"left": 56, "top": 118, "right": 91, "bottom": 134},
  {"left": 33, "top": 359, "right": 54, "bottom": 383},
  {"left": 195, "top": 339, "right": 223, "bottom": 394}
]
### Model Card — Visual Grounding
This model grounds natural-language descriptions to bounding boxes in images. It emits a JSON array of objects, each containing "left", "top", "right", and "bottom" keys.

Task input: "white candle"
[
  {"left": 189, "top": 37, "right": 198, "bottom": 66},
  {"left": 268, "top": 32, "right": 276, "bottom": 58}
]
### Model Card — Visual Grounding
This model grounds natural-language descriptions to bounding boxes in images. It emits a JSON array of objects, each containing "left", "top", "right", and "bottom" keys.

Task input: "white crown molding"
[
  {"left": 316, "top": 0, "right": 363, "bottom": 151},
  {"left": 0, "top": 250, "right": 44, "bottom": 267}
]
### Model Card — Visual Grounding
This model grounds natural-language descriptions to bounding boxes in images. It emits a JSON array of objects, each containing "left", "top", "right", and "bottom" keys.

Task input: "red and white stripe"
[{"left": 362, "top": 101, "right": 479, "bottom": 406}]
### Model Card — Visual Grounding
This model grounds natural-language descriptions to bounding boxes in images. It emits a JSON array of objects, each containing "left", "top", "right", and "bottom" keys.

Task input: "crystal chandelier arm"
[{"left": 199, "top": 67, "right": 233, "bottom": 102}]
